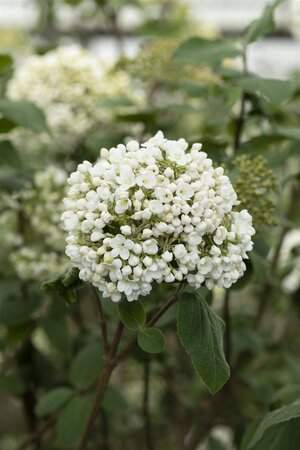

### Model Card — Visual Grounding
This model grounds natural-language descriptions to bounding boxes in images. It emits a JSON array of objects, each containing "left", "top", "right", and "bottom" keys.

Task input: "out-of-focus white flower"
[
  {"left": 62, "top": 131, "right": 255, "bottom": 302},
  {"left": 8, "top": 166, "right": 70, "bottom": 281},
  {"left": 7, "top": 45, "right": 143, "bottom": 153}
]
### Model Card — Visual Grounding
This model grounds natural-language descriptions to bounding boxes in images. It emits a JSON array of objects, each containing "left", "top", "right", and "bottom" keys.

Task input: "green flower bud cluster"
[
  {"left": 233, "top": 155, "right": 278, "bottom": 232},
  {"left": 128, "top": 37, "right": 219, "bottom": 87}
]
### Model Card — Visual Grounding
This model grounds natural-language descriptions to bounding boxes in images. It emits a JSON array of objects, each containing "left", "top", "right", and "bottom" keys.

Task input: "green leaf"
[
  {"left": 173, "top": 37, "right": 241, "bottom": 67},
  {"left": 102, "top": 386, "right": 128, "bottom": 412},
  {"left": 69, "top": 343, "right": 103, "bottom": 389},
  {"left": 0, "top": 98, "right": 48, "bottom": 132},
  {"left": 0, "top": 54, "right": 13, "bottom": 74},
  {"left": 0, "top": 294, "right": 39, "bottom": 326},
  {"left": 237, "top": 77, "right": 294, "bottom": 104},
  {"left": 244, "top": 402, "right": 300, "bottom": 450},
  {"left": 0, "top": 373, "right": 25, "bottom": 395},
  {"left": 35, "top": 387, "right": 74, "bottom": 417},
  {"left": 0, "top": 140, "right": 21, "bottom": 168},
  {"left": 244, "top": 0, "right": 284, "bottom": 45},
  {"left": 239, "top": 135, "right": 283, "bottom": 154},
  {"left": 0, "top": 117, "right": 16, "bottom": 133},
  {"left": 277, "top": 127, "right": 300, "bottom": 141},
  {"left": 177, "top": 292, "right": 230, "bottom": 394},
  {"left": 137, "top": 327, "right": 166, "bottom": 353},
  {"left": 41, "top": 316, "right": 71, "bottom": 356},
  {"left": 271, "top": 385, "right": 300, "bottom": 408},
  {"left": 56, "top": 394, "right": 94, "bottom": 447},
  {"left": 62, "top": 267, "right": 80, "bottom": 288},
  {"left": 118, "top": 300, "right": 146, "bottom": 330}
]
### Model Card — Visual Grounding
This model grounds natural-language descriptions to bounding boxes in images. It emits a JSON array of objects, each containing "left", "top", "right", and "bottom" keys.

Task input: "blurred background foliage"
[{"left": 0, "top": 0, "right": 300, "bottom": 449}]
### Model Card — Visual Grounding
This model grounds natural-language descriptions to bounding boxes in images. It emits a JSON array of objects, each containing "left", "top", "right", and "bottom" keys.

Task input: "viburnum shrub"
[
  {"left": 58, "top": 132, "right": 255, "bottom": 449},
  {"left": 62, "top": 131, "right": 255, "bottom": 302}
]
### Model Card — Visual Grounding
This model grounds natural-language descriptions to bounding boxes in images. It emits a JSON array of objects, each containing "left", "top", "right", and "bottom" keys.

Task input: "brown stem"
[
  {"left": 91, "top": 286, "right": 109, "bottom": 355},
  {"left": 76, "top": 321, "right": 124, "bottom": 450},
  {"left": 15, "top": 417, "right": 55, "bottom": 450},
  {"left": 143, "top": 360, "right": 154, "bottom": 450}
]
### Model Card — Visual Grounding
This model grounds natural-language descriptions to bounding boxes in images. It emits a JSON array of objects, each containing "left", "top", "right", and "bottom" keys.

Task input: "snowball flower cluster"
[
  {"left": 62, "top": 132, "right": 255, "bottom": 302},
  {"left": 7, "top": 45, "right": 142, "bottom": 153},
  {"left": 9, "top": 166, "right": 70, "bottom": 281}
]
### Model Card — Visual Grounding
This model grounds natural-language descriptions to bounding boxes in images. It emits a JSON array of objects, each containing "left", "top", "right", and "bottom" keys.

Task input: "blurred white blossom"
[
  {"left": 7, "top": 166, "right": 70, "bottom": 281},
  {"left": 8, "top": 45, "right": 143, "bottom": 153}
]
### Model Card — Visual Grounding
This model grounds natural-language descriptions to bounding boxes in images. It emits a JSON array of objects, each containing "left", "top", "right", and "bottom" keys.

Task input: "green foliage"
[
  {"left": 0, "top": 140, "right": 21, "bottom": 168},
  {"left": 56, "top": 394, "right": 94, "bottom": 447},
  {"left": 242, "top": 402, "right": 300, "bottom": 450},
  {"left": 118, "top": 300, "right": 146, "bottom": 330},
  {"left": 137, "top": 327, "right": 166, "bottom": 353},
  {"left": 102, "top": 386, "right": 128, "bottom": 412},
  {"left": 177, "top": 292, "right": 230, "bottom": 394},
  {"left": 173, "top": 37, "right": 240, "bottom": 67},
  {"left": 35, "top": 387, "right": 74, "bottom": 417},
  {"left": 243, "top": 0, "right": 284, "bottom": 45},
  {"left": 0, "top": 54, "right": 13, "bottom": 74},
  {"left": 237, "top": 76, "right": 294, "bottom": 105},
  {"left": 69, "top": 343, "right": 103, "bottom": 389},
  {"left": 0, "top": 98, "right": 48, "bottom": 132},
  {"left": 0, "top": 1, "right": 299, "bottom": 449}
]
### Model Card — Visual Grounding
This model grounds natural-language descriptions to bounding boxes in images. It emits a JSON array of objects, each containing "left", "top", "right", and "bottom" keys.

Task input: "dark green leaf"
[
  {"left": 173, "top": 37, "right": 241, "bottom": 67},
  {"left": 243, "top": 0, "right": 284, "bottom": 45},
  {"left": 177, "top": 292, "right": 230, "bottom": 394},
  {"left": 35, "top": 387, "right": 74, "bottom": 417},
  {"left": 0, "top": 98, "right": 48, "bottom": 132},
  {"left": 0, "top": 294, "right": 39, "bottom": 326},
  {"left": 0, "top": 117, "right": 16, "bottom": 133},
  {"left": 69, "top": 343, "right": 103, "bottom": 389},
  {"left": 271, "top": 385, "right": 300, "bottom": 408},
  {"left": 41, "top": 316, "right": 71, "bottom": 355},
  {"left": 277, "top": 127, "right": 300, "bottom": 141},
  {"left": 0, "top": 373, "right": 25, "bottom": 395},
  {"left": 245, "top": 402, "right": 300, "bottom": 449},
  {"left": 0, "top": 54, "right": 13, "bottom": 74},
  {"left": 102, "top": 386, "right": 128, "bottom": 412},
  {"left": 0, "top": 140, "right": 21, "bottom": 168},
  {"left": 118, "top": 300, "right": 146, "bottom": 330},
  {"left": 238, "top": 77, "right": 294, "bottom": 104},
  {"left": 137, "top": 327, "right": 166, "bottom": 353},
  {"left": 56, "top": 394, "right": 94, "bottom": 447}
]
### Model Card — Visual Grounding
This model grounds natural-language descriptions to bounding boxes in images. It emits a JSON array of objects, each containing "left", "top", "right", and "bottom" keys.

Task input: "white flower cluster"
[
  {"left": 62, "top": 132, "right": 255, "bottom": 302},
  {"left": 9, "top": 166, "right": 70, "bottom": 281},
  {"left": 8, "top": 45, "right": 142, "bottom": 152}
]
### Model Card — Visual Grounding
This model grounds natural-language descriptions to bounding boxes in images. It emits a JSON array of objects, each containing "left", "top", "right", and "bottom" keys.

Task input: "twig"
[
  {"left": 77, "top": 283, "right": 185, "bottom": 450},
  {"left": 76, "top": 321, "right": 124, "bottom": 450},
  {"left": 15, "top": 417, "right": 55, "bottom": 450},
  {"left": 91, "top": 286, "right": 109, "bottom": 355}
]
